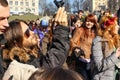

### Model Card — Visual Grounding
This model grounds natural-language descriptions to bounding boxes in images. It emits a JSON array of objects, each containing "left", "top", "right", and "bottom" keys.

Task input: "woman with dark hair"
[
  {"left": 69, "top": 16, "right": 82, "bottom": 38},
  {"left": 69, "top": 14, "right": 98, "bottom": 80},
  {"left": 29, "top": 66, "right": 84, "bottom": 80},
  {"left": 3, "top": 7, "right": 70, "bottom": 80},
  {"left": 103, "top": 9, "right": 111, "bottom": 17},
  {"left": 98, "top": 9, "right": 111, "bottom": 24}
]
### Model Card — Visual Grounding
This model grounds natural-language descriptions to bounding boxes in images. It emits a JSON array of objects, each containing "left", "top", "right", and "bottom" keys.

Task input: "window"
[
  {"left": 15, "top": 7, "right": 18, "bottom": 11},
  {"left": 32, "top": 8, "right": 35, "bottom": 12},
  {"left": 26, "top": 8, "right": 31, "bottom": 12},
  {"left": 95, "top": 2, "right": 98, "bottom": 5},
  {"left": 10, "top": 7, "right": 12, "bottom": 9},
  {"left": 26, "top": 2, "right": 29, "bottom": 6},
  {"left": 32, "top": 3, "right": 35, "bottom": 6},
  {"left": 20, "top": 2, "right": 23, "bottom": 6},
  {"left": 21, "top": 7, "right": 23, "bottom": 10},
  {"left": 99, "top": 3, "right": 101, "bottom": 6},
  {"left": 9, "top": 1, "right": 13, "bottom": 5},
  {"left": 32, "top": 0, "right": 34, "bottom": 2},
  {"left": 15, "top": 1, "right": 18, "bottom": 5}
]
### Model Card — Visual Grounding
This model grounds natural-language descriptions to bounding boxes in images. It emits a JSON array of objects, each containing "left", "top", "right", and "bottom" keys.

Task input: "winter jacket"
[
  {"left": 91, "top": 36, "right": 120, "bottom": 80},
  {"left": 3, "top": 25, "right": 70, "bottom": 80},
  {"left": 0, "top": 34, "right": 7, "bottom": 80},
  {"left": 3, "top": 60, "right": 38, "bottom": 80},
  {"left": 28, "top": 25, "right": 70, "bottom": 68}
]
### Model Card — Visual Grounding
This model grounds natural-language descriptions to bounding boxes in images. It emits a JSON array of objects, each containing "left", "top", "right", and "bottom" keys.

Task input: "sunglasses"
[{"left": 24, "top": 28, "right": 30, "bottom": 38}]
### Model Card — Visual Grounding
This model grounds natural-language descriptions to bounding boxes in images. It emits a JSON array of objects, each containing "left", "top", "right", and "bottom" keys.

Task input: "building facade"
[
  {"left": 8, "top": 0, "right": 39, "bottom": 15},
  {"left": 91, "top": 0, "right": 108, "bottom": 12}
]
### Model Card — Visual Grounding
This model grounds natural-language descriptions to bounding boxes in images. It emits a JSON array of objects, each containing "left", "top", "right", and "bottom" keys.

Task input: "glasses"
[{"left": 24, "top": 28, "right": 30, "bottom": 38}]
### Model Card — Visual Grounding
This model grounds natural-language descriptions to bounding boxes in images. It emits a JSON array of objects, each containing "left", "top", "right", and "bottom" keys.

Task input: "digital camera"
[{"left": 54, "top": 0, "right": 64, "bottom": 8}]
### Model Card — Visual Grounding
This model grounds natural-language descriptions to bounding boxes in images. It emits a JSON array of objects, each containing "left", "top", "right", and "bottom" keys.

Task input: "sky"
[{"left": 39, "top": 0, "right": 84, "bottom": 12}]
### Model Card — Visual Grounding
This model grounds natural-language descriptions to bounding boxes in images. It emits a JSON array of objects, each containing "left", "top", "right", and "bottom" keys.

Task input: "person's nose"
[
  {"left": 30, "top": 30, "right": 35, "bottom": 35},
  {"left": 3, "top": 18, "right": 9, "bottom": 27}
]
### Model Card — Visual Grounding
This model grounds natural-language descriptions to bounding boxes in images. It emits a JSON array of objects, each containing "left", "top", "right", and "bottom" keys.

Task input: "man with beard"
[{"left": 3, "top": 7, "right": 70, "bottom": 80}]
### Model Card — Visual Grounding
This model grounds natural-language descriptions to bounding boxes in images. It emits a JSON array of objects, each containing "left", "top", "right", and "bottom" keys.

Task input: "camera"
[
  {"left": 54, "top": 0, "right": 64, "bottom": 8},
  {"left": 72, "top": 47, "right": 85, "bottom": 58}
]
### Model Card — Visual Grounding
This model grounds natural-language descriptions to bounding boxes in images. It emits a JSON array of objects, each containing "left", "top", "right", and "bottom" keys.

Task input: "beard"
[
  {"left": 23, "top": 34, "right": 39, "bottom": 48},
  {"left": 23, "top": 39, "right": 38, "bottom": 49}
]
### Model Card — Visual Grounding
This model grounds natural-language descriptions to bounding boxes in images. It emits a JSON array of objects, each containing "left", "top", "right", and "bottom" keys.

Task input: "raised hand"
[{"left": 54, "top": 7, "right": 68, "bottom": 26}]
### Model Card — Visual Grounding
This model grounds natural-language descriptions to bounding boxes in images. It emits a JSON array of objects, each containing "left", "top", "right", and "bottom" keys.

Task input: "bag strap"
[{"left": 101, "top": 41, "right": 106, "bottom": 58}]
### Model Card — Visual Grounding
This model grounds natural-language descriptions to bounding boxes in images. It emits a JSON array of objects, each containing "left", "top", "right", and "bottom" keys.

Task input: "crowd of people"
[{"left": 1, "top": 0, "right": 120, "bottom": 80}]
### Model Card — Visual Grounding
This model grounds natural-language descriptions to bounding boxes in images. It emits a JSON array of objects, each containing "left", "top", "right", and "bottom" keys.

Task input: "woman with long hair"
[
  {"left": 91, "top": 15, "right": 120, "bottom": 80},
  {"left": 69, "top": 14, "right": 98, "bottom": 80}
]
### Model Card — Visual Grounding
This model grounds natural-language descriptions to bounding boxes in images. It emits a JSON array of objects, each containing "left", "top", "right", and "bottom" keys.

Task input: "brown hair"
[
  {"left": 4, "top": 20, "right": 23, "bottom": 48},
  {"left": 80, "top": 14, "right": 98, "bottom": 40},
  {"left": 70, "top": 14, "right": 98, "bottom": 58},
  {"left": 83, "top": 14, "right": 98, "bottom": 30},
  {"left": 0, "top": 0, "right": 8, "bottom": 7},
  {"left": 3, "top": 19, "right": 39, "bottom": 62},
  {"left": 29, "top": 67, "right": 84, "bottom": 80}
]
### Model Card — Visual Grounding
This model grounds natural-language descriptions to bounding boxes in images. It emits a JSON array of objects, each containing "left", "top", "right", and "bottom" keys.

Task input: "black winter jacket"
[
  {"left": 28, "top": 25, "right": 70, "bottom": 68},
  {"left": 0, "top": 34, "right": 7, "bottom": 80}
]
